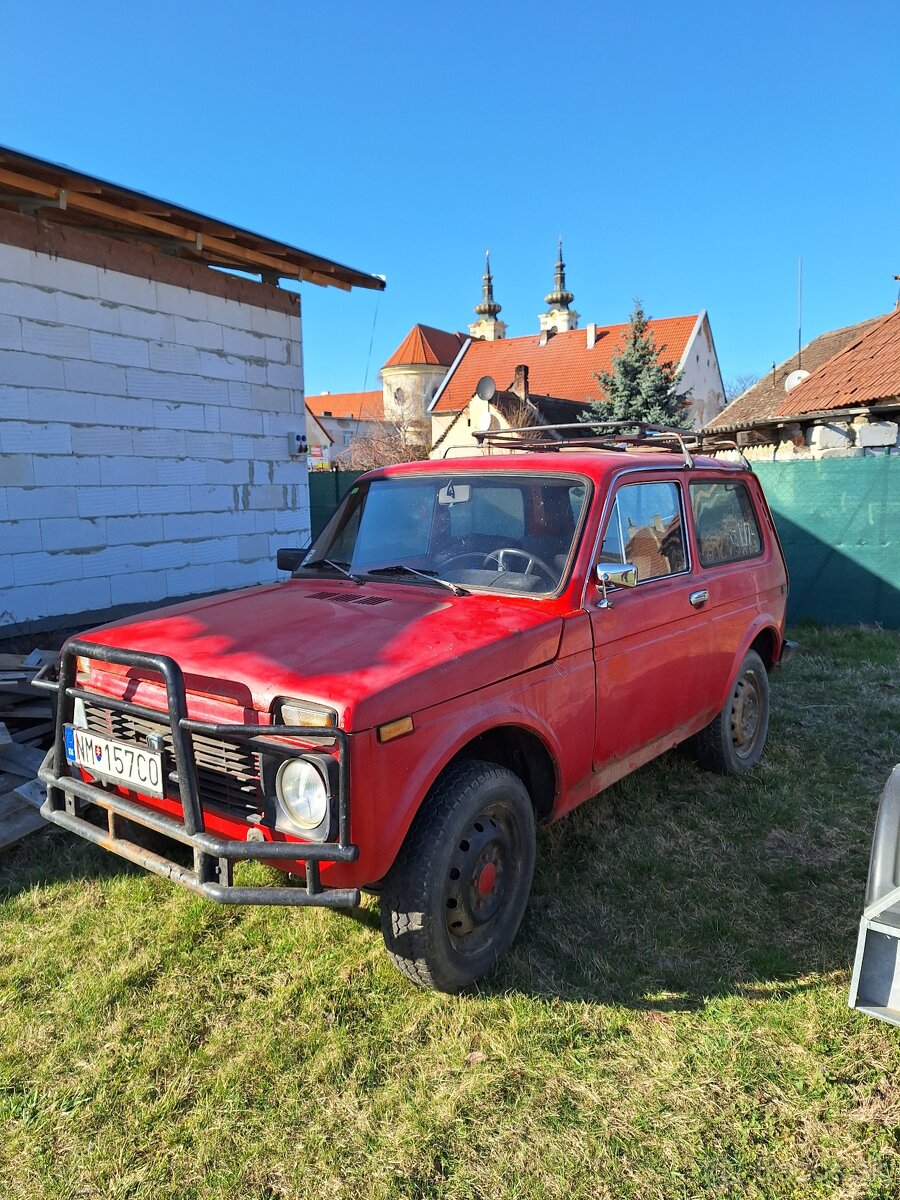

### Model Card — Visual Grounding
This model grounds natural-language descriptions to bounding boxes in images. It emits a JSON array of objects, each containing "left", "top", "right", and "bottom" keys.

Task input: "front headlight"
[{"left": 275, "top": 758, "right": 329, "bottom": 830}]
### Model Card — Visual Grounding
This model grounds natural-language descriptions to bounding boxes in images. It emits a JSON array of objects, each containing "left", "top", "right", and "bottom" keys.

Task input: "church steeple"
[
  {"left": 475, "top": 251, "right": 501, "bottom": 317},
  {"left": 539, "top": 238, "right": 579, "bottom": 333},
  {"left": 468, "top": 250, "right": 507, "bottom": 341}
]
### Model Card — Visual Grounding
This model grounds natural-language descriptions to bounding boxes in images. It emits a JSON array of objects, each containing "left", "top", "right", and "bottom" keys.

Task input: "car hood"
[{"left": 76, "top": 578, "right": 564, "bottom": 731}]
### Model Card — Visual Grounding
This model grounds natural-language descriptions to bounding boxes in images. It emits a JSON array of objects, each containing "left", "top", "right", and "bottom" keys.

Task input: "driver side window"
[{"left": 599, "top": 481, "right": 687, "bottom": 583}]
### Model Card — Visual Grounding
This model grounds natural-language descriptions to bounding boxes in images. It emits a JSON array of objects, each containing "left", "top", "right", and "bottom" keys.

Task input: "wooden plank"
[
  {"left": 0, "top": 770, "right": 20, "bottom": 793},
  {"left": 13, "top": 779, "right": 45, "bottom": 810},
  {"left": 0, "top": 683, "right": 45, "bottom": 698},
  {"left": 0, "top": 703, "right": 52, "bottom": 719},
  {"left": 24, "top": 649, "right": 55, "bottom": 668},
  {"left": 0, "top": 654, "right": 30, "bottom": 671},
  {"left": 0, "top": 794, "right": 47, "bottom": 851},
  {"left": 0, "top": 742, "right": 44, "bottom": 776},
  {"left": 13, "top": 722, "right": 54, "bottom": 743}
]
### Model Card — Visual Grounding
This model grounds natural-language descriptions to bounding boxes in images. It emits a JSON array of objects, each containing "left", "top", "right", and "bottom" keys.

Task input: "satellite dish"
[
  {"left": 784, "top": 369, "right": 811, "bottom": 393},
  {"left": 476, "top": 410, "right": 499, "bottom": 433},
  {"left": 475, "top": 375, "right": 496, "bottom": 402}
]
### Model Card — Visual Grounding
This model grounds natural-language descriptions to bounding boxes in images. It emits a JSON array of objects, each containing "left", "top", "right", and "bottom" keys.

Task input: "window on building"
[{"left": 689, "top": 482, "right": 762, "bottom": 566}]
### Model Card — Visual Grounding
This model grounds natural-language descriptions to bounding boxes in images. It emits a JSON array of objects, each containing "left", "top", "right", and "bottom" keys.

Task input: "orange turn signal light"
[{"left": 377, "top": 716, "right": 414, "bottom": 744}]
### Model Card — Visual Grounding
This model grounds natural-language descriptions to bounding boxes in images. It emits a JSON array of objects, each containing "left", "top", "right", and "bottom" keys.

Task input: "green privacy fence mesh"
[
  {"left": 306, "top": 459, "right": 899, "bottom": 628},
  {"left": 308, "top": 469, "right": 363, "bottom": 539},
  {"left": 753, "top": 457, "right": 899, "bottom": 628}
]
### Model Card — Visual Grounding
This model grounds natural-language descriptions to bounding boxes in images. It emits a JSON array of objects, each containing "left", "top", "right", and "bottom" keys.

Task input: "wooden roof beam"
[{"left": 0, "top": 165, "right": 363, "bottom": 290}]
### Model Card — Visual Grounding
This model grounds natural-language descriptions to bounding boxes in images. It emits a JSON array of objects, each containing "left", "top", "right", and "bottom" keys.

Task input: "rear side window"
[
  {"left": 689, "top": 481, "right": 763, "bottom": 567},
  {"left": 599, "top": 481, "right": 687, "bottom": 583}
]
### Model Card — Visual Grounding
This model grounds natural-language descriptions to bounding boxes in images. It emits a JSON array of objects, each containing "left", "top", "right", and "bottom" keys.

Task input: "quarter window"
[
  {"left": 689, "top": 482, "right": 762, "bottom": 566},
  {"left": 599, "top": 481, "right": 687, "bottom": 583}
]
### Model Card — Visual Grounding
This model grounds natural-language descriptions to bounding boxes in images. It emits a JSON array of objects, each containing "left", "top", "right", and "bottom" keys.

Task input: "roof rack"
[{"left": 473, "top": 421, "right": 700, "bottom": 467}]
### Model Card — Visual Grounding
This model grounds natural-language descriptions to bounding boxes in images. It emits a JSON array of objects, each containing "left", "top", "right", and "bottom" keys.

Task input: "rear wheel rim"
[{"left": 730, "top": 669, "right": 763, "bottom": 759}]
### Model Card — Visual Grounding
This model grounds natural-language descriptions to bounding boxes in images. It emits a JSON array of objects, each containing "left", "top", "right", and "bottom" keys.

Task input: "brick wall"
[{"left": 0, "top": 233, "right": 309, "bottom": 634}]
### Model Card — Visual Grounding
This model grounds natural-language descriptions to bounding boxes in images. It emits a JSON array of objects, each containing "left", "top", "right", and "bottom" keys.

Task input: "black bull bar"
[{"left": 35, "top": 640, "right": 360, "bottom": 908}]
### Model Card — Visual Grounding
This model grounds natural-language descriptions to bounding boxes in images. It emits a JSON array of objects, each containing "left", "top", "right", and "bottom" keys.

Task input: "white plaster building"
[
  {"left": 430, "top": 312, "right": 725, "bottom": 455},
  {"left": 0, "top": 146, "right": 383, "bottom": 635}
]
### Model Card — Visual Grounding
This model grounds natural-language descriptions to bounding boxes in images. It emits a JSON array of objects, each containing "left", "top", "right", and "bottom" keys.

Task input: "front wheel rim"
[{"left": 443, "top": 802, "right": 525, "bottom": 953}]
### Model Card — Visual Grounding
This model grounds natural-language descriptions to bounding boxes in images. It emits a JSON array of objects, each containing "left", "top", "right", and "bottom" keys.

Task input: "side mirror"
[
  {"left": 595, "top": 562, "right": 638, "bottom": 609},
  {"left": 277, "top": 547, "right": 308, "bottom": 573}
]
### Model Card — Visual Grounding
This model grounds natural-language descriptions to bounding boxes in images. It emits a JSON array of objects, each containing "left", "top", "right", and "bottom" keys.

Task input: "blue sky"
[{"left": 3, "top": 0, "right": 898, "bottom": 397}]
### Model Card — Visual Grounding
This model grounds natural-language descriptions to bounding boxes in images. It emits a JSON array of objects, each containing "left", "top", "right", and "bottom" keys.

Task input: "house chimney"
[
  {"left": 512, "top": 364, "right": 529, "bottom": 400},
  {"left": 586, "top": 323, "right": 597, "bottom": 350}
]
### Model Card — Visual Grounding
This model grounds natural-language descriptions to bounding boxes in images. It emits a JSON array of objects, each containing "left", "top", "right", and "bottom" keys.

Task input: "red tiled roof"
[
  {"left": 432, "top": 316, "right": 699, "bottom": 412},
  {"left": 705, "top": 316, "right": 884, "bottom": 431},
  {"left": 383, "top": 324, "right": 467, "bottom": 369},
  {"left": 776, "top": 309, "right": 900, "bottom": 417},
  {"left": 305, "top": 390, "right": 384, "bottom": 420}
]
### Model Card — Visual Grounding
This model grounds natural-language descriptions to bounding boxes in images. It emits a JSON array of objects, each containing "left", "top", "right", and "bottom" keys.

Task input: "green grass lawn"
[{"left": 2, "top": 625, "right": 899, "bottom": 1199}]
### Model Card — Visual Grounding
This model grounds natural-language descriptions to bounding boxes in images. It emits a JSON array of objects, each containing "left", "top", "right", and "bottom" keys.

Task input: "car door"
[{"left": 587, "top": 475, "right": 716, "bottom": 773}]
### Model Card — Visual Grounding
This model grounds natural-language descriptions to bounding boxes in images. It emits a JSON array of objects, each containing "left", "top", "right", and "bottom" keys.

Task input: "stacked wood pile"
[{"left": 0, "top": 649, "right": 56, "bottom": 851}]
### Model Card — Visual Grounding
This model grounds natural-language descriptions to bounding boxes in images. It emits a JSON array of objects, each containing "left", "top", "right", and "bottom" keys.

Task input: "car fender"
[
  {"left": 362, "top": 690, "right": 566, "bottom": 884},
  {"left": 713, "top": 614, "right": 783, "bottom": 712}
]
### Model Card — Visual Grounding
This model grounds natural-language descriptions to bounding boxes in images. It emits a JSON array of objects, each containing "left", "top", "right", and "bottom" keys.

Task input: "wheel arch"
[
  {"left": 367, "top": 713, "right": 561, "bottom": 885},
  {"left": 448, "top": 725, "right": 558, "bottom": 823},
  {"left": 713, "top": 618, "right": 782, "bottom": 714},
  {"left": 749, "top": 625, "right": 780, "bottom": 671}
]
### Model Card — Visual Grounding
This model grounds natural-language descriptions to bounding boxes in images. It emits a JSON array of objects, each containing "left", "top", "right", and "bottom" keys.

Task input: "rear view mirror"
[
  {"left": 595, "top": 562, "right": 638, "bottom": 609},
  {"left": 277, "top": 547, "right": 308, "bottom": 573}
]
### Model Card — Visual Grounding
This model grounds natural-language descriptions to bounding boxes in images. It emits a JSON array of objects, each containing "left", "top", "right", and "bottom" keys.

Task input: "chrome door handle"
[{"left": 689, "top": 589, "right": 709, "bottom": 608}]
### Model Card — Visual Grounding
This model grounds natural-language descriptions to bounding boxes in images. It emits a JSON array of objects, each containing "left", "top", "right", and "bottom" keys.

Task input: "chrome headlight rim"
[{"left": 274, "top": 756, "right": 332, "bottom": 840}]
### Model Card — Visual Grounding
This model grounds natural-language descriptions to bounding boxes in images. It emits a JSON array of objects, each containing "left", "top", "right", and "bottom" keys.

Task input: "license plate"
[{"left": 64, "top": 725, "right": 165, "bottom": 798}]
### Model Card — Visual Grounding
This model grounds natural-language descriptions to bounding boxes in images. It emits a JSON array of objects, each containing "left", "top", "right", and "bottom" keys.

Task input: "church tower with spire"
[
  {"left": 539, "top": 239, "right": 579, "bottom": 333},
  {"left": 468, "top": 251, "right": 507, "bottom": 341}
]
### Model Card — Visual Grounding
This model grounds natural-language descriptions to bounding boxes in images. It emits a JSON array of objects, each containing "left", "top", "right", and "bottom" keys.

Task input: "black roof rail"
[{"left": 473, "top": 421, "right": 699, "bottom": 467}]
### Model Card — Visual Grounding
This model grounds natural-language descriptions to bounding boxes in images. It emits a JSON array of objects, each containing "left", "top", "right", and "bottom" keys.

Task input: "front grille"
[{"left": 84, "top": 703, "right": 262, "bottom": 815}]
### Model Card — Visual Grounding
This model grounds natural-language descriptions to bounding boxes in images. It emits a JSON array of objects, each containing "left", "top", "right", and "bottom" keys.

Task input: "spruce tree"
[{"left": 582, "top": 299, "right": 690, "bottom": 428}]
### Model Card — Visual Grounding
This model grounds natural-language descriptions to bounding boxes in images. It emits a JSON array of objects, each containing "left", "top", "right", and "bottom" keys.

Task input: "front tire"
[
  {"left": 692, "top": 649, "right": 770, "bottom": 774},
  {"left": 380, "top": 759, "right": 536, "bottom": 992}
]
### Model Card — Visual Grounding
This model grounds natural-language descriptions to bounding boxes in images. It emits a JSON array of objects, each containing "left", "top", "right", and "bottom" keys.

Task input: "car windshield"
[{"left": 299, "top": 473, "right": 589, "bottom": 596}]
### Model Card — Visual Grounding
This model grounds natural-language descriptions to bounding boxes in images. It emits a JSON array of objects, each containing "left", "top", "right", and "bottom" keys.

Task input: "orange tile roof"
[
  {"left": 383, "top": 324, "right": 467, "bottom": 369},
  {"left": 705, "top": 316, "right": 884, "bottom": 431},
  {"left": 305, "top": 390, "right": 384, "bottom": 421},
  {"left": 432, "top": 316, "right": 699, "bottom": 412},
  {"left": 776, "top": 309, "right": 900, "bottom": 417}
]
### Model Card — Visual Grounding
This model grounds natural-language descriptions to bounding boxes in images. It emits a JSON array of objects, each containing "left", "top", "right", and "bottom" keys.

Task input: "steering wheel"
[
  {"left": 437, "top": 551, "right": 492, "bottom": 571},
  {"left": 482, "top": 547, "right": 556, "bottom": 583}
]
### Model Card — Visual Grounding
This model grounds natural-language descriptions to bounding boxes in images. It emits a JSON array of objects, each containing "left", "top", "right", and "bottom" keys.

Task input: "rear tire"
[
  {"left": 692, "top": 649, "right": 769, "bottom": 775},
  {"left": 380, "top": 758, "right": 536, "bottom": 992}
]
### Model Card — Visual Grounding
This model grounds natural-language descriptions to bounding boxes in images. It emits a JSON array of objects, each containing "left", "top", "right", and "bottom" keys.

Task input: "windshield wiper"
[
  {"left": 367, "top": 565, "right": 469, "bottom": 596},
  {"left": 302, "top": 557, "right": 365, "bottom": 585}
]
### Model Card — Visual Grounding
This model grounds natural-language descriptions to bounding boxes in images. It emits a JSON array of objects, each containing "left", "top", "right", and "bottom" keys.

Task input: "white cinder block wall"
[{"left": 0, "top": 232, "right": 309, "bottom": 633}]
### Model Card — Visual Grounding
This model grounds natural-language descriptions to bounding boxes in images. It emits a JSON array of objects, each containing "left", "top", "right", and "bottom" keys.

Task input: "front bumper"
[{"left": 35, "top": 638, "right": 360, "bottom": 908}]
